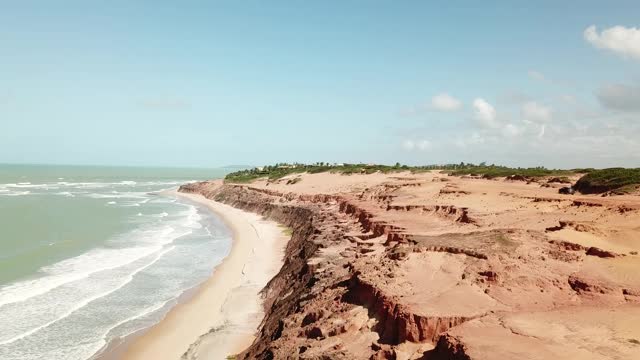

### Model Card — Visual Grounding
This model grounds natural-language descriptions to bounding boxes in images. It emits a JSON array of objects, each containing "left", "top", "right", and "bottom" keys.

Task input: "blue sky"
[{"left": 1, "top": 1, "right": 639, "bottom": 168}]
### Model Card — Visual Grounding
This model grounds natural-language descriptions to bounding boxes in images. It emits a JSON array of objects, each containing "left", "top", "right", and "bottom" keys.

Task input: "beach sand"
[{"left": 116, "top": 191, "right": 287, "bottom": 360}]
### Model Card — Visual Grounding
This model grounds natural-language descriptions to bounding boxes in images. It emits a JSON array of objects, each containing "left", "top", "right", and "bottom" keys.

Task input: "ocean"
[{"left": 0, "top": 164, "right": 231, "bottom": 360}]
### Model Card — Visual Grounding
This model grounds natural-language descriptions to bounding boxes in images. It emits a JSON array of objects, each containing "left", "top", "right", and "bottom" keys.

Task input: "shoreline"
[{"left": 98, "top": 187, "right": 287, "bottom": 360}]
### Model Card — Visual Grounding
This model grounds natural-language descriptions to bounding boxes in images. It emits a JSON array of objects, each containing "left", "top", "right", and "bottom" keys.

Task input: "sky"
[{"left": 1, "top": 1, "right": 639, "bottom": 168}]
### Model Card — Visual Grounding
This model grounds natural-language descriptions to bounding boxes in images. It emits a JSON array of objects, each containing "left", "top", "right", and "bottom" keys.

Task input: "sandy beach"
[{"left": 116, "top": 189, "right": 287, "bottom": 360}]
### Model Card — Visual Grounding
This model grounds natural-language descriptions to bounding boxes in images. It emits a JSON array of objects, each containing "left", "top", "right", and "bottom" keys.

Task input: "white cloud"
[
  {"left": 538, "top": 124, "right": 546, "bottom": 139},
  {"left": 501, "top": 123, "right": 522, "bottom": 138},
  {"left": 431, "top": 93, "right": 462, "bottom": 112},
  {"left": 472, "top": 98, "right": 498, "bottom": 128},
  {"left": 454, "top": 132, "right": 486, "bottom": 149},
  {"left": 559, "top": 94, "right": 576, "bottom": 104},
  {"left": 522, "top": 101, "right": 552, "bottom": 123},
  {"left": 528, "top": 70, "right": 546, "bottom": 81},
  {"left": 411, "top": 94, "right": 640, "bottom": 166},
  {"left": 416, "top": 140, "right": 431, "bottom": 150},
  {"left": 584, "top": 25, "right": 640, "bottom": 60},
  {"left": 402, "top": 139, "right": 431, "bottom": 151},
  {"left": 402, "top": 140, "right": 415, "bottom": 150},
  {"left": 596, "top": 83, "right": 640, "bottom": 112}
]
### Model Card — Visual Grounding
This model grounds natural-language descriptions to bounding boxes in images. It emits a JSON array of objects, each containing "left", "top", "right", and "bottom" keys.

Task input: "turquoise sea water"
[{"left": 0, "top": 164, "right": 231, "bottom": 360}]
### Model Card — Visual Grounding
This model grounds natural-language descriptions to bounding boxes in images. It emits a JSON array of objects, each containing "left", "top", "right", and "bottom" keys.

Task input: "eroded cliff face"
[
  {"left": 180, "top": 182, "right": 447, "bottom": 359},
  {"left": 179, "top": 173, "right": 640, "bottom": 360}
]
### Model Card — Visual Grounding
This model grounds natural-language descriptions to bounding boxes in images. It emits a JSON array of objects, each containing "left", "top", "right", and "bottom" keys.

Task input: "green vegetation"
[
  {"left": 447, "top": 165, "right": 575, "bottom": 179},
  {"left": 223, "top": 161, "right": 601, "bottom": 184},
  {"left": 224, "top": 162, "right": 416, "bottom": 183},
  {"left": 279, "top": 225, "right": 293, "bottom": 237},
  {"left": 547, "top": 176, "right": 572, "bottom": 184},
  {"left": 224, "top": 162, "right": 586, "bottom": 183},
  {"left": 570, "top": 168, "right": 597, "bottom": 174},
  {"left": 574, "top": 168, "right": 640, "bottom": 194}
]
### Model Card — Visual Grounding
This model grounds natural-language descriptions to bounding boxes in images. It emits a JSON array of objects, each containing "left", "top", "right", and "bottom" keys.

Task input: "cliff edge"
[{"left": 180, "top": 171, "right": 640, "bottom": 359}]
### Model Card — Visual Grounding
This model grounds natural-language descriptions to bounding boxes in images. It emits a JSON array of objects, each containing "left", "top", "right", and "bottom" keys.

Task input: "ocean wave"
[
  {"left": 55, "top": 192, "right": 75, "bottom": 197},
  {"left": 0, "top": 191, "right": 31, "bottom": 196},
  {"left": 0, "top": 180, "right": 195, "bottom": 192},
  {"left": 5, "top": 183, "right": 49, "bottom": 189},
  {"left": 85, "top": 192, "right": 147, "bottom": 199},
  {"left": 0, "top": 246, "right": 176, "bottom": 346},
  {"left": 118, "top": 202, "right": 140, "bottom": 207},
  {"left": 0, "top": 180, "right": 220, "bottom": 359},
  {"left": 88, "top": 299, "right": 172, "bottom": 359},
  {"left": 0, "top": 223, "right": 192, "bottom": 309}
]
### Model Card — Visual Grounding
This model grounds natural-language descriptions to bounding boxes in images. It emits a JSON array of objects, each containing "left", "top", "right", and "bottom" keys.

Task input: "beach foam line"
[
  {"left": 55, "top": 191, "right": 75, "bottom": 197},
  {"left": 6, "top": 183, "right": 48, "bottom": 189},
  {"left": 0, "top": 246, "right": 158, "bottom": 309},
  {"left": 86, "top": 192, "right": 147, "bottom": 199},
  {"left": 0, "top": 190, "right": 31, "bottom": 196},
  {"left": 0, "top": 246, "right": 176, "bottom": 346},
  {"left": 0, "top": 224, "right": 189, "bottom": 308},
  {"left": 117, "top": 191, "right": 285, "bottom": 360},
  {"left": 88, "top": 299, "right": 173, "bottom": 360},
  {"left": 0, "top": 181, "right": 192, "bottom": 191}
]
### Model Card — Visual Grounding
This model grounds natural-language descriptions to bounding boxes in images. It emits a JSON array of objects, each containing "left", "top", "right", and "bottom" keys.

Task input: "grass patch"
[
  {"left": 224, "top": 163, "right": 416, "bottom": 183},
  {"left": 279, "top": 225, "right": 293, "bottom": 237},
  {"left": 574, "top": 168, "right": 640, "bottom": 194},
  {"left": 448, "top": 165, "right": 574, "bottom": 179},
  {"left": 547, "top": 176, "right": 572, "bottom": 184}
]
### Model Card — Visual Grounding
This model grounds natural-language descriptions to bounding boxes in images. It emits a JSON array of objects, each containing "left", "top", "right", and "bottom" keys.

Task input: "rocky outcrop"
[
  {"left": 343, "top": 276, "right": 472, "bottom": 344},
  {"left": 545, "top": 220, "right": 601, "bottom": 234},
  {"left": 427, "top": 335, "right": 471, "bottom": 360},
  {"left": 384, "top": 205, "right": 475, "bottom": 225}
]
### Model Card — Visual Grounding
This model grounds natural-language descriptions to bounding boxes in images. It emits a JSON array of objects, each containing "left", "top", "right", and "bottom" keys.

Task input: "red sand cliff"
[{"left": 179, "top": 171, "right": 640, "bottom": 359}]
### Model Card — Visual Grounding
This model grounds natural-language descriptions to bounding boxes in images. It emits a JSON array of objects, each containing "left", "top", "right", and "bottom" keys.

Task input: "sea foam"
[{"left": 0, "top": 174, "right": 229, "bottom": 360}]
